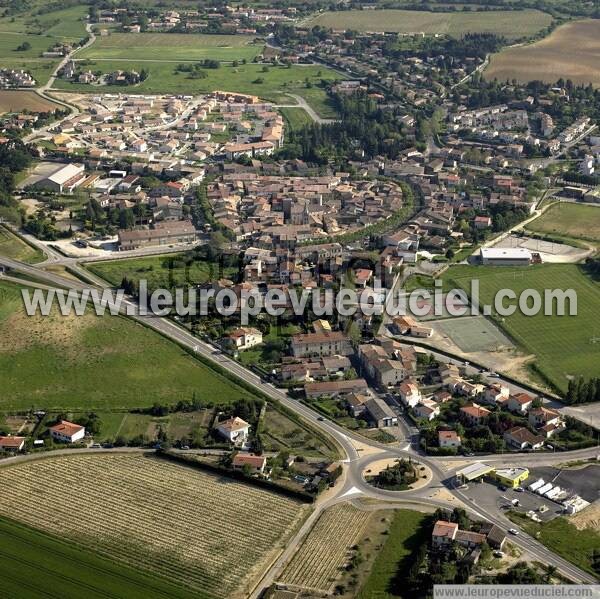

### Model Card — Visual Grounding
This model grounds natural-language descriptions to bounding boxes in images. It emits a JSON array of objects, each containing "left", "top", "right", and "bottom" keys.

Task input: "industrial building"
[
  {"left": 480, "top": 247, "right": 532, "bottom": 266},
  {"left": 31, "top": 163, "right": 86, "bottom": 194}
]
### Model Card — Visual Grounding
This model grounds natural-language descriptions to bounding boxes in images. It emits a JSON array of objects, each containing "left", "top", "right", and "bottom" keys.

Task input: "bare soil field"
[
  {"left": 0, "top": 90, "right": 60, "bottom": 113},
  {"left": 485, "top": 20, "right": 600, "bottom": 86}
]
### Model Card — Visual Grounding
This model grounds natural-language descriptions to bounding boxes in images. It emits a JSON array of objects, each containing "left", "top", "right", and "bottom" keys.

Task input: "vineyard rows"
[
  {"left": 279, "top": 504, "right": 370, "bottom": 593},
  {"left": 0, "top": 454, "right": 305, "bottom": 598}
]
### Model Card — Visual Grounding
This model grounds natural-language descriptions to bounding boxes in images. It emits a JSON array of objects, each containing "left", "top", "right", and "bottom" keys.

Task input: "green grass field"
[
  {"left": 52, "top": 62, "right": 342, "bottom": 117},
  {"left": 280, "top": 106, "right": 314, "bottom": 133},
  {"left": 308, "top": 9, "right": 552, "bottom": 39},
  {"left": 87, "top": 253, "right": 237, "bottom": 289},
  {"left": 0, "top": 516, "right": 194, "bottom": 599},
  {"left": 78, "top": 32, "right": 263, "bottom": 61},
  {"left": 0, "top": 226, "right": 44, "bottom": 263},
  {"left": 527, "top": 202, "right": 600, "bottom": 245},
  {"left": 509, "top": 512, "right": 600, "bottom": 577},
  {"left": 445, "top": 264, "right": 600, "bottom": 391},
  {"left": 357, "top": 510, "right": 430, "bottom": 598},
  {"left": 0, "top": 281, "right": 252, "bottom": 411},
  {"left": 0, "top": 5, "right": 88, "bottom": 40}
]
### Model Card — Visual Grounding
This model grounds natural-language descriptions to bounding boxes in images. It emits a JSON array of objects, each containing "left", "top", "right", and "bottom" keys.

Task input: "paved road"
[
  {"left": 24, "top": 23, "right": 97, "bottom": 143},
  {"left": 1, "top": 253, "right": 597, "bottom": 585}
]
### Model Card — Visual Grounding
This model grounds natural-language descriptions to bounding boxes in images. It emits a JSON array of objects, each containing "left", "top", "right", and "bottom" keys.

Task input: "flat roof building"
[{"left": 480, "top": 247, "right": 532, "bottom": 266}]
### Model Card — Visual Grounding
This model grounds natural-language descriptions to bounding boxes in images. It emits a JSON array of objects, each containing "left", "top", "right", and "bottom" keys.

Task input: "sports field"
[
  {"left": 52, "top": 62, "right": 342, "bottom": 117},
  {"left": 0, "top": 90, "right": 60, "bottom": 114},
  {"left": 445, "top": 264, "right": 600, "bottom": 392},
  {"left": 526, "top": 202, "right": 600, "bottom": 245},
  {"left": 0, "top": 454, "right": 306, "bottom": 598},
  {"left": 432, "top": 316, "right": 514, "bottom": 352},
  {"left": 78, "top": 33, "right": 263, "bottom": 62},
  {"left": 0, "top": 281, "right": 252, "bottom": 411},
  {"left": 0, "top": 226, "right": 44, "bottom": 263},
  {"left": 485, "top": 20, "right": 600, "bottom": 86},
  {"left": 0, "top": 516, "right": 192, "bottom": 599},
  {"left": 307, "top": 9, "right": 552, "bottom": 39}
]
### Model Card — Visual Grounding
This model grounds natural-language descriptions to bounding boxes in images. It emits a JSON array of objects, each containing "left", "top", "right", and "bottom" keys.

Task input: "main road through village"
[{"left": 0, "top": 251, "right": 598, "bottom": 590}]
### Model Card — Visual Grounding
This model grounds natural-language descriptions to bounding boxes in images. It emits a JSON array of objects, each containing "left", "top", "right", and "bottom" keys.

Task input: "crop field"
[
  {"left": 0, "top": 281, "right": 252, "bottom": 411},
  {"left": 280, "top": 504, "right": 371, "bottom": 593},
  {"left": 0, "top": 90, "right": 60, "bottom": 113},
  {"left": 0, "top": 516, "right": 192, "bottom": 599},
  {"left": 485, "top": 20, "right": 600, "bottom": 86},
  {"left": 52, "top": 62, "right": 342, "bottom": 117},
  {"left": 307, "top": 9, "right": 552, "bottom": 39},
  {"left": 78, "top": 33, "right": 263, "bottom": 61},
  {"left": 87, "top": 253, "right": 237, "bottom": 288},
  {"left": 357, "top": 509, "right": 430, "bottom": 598},
  {"left": 445, "top": 264, "right": 600, "bottom": 392},
  {"left": 526, "top": 202, "right": 600, "bottom": 245},
  {"left": 0, "top": 454, "right": 307, "bottom": 598},
  {"left": 0, "top": 226, "right": 44, "bottom": 263}
]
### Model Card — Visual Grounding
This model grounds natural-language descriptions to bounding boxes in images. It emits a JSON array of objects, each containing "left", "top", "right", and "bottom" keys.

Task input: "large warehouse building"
[
  {"left": 31, "top": 163, "right": 86, "bottom": 194},
  {"left": 480, "top": 247, "right": 532, "bottom": 266}
]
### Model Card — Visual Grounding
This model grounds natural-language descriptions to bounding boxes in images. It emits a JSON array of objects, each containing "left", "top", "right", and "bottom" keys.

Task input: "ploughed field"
[{"left": 485, "top": 20, "right": 600, "bottom": 86}]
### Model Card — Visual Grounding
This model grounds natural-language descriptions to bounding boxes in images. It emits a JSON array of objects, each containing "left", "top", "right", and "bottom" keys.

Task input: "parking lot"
[
  {"left": 529, "top": 465, "right": 600, "bottom": 503},
  {"left": 458, "top": 478, "right": 563, "bottom": 523}
]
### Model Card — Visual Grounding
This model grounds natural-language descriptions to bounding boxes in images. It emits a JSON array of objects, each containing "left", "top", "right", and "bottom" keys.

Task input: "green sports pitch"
[{"left": 445, "top": 264, "right": 600, "bottom": 392}]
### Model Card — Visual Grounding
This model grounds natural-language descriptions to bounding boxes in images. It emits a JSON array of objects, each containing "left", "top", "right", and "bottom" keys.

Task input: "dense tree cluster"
[
  {"left": 279, "top": 92, "right": 413, "bottom": 164},
  {"left": 564, "top": 377, "right": 600, "bottom": 405},
  {"left": 0, "top": 137, "right": 35, "bottom": 223},
  {"left": 370, "top": 458, "right": 417, "bottom": 490}
]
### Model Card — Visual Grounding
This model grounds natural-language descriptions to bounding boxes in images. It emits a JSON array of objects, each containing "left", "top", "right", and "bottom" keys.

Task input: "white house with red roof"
[
  {"left": 49, "top": 420, "right": 85, "bottom": 443},
  {"left": 507, "top": 393, "right": 535, "bottom": 414},
  {"left": 216, "top": 416, "right": 250, "bottom": 444}
]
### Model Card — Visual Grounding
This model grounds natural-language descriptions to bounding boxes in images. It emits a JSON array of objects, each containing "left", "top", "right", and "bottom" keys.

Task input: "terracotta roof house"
[
  {"left": 0, "top": 436, "right": 26, "bottom": 451},
  {"left": 49, "top": 421, "right": 85, "bottom": 443},
  {"left": 232, "top": 453, "right": 266, "bottom": 473},
  {"left": 438, "top": 430, "right": 461, "bottom": 448},
  {"left": 460, "top": 403, "right": 491, "bottom": 426},
  {"left": 503, "top": 426, "right": 544, "bottom": 450},
  {"left": 432, "top": 520, "right": 458, "bottom": 547},
  {"left": 216, "top": 416, "right": 250, "bottom": 443}
]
